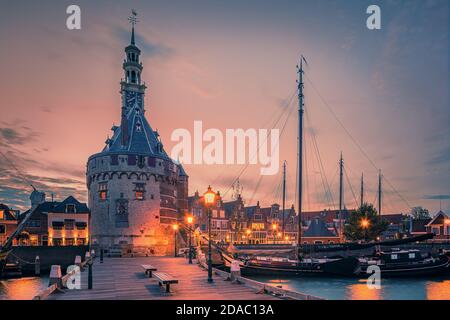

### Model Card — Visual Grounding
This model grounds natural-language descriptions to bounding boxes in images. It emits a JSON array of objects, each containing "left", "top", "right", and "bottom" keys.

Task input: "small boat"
[
  {"left": 357, "top": 249, "right": 449, "bottom": 277},
  {"left": 219, "top": 249, "right": 359, "bottom": 277}
]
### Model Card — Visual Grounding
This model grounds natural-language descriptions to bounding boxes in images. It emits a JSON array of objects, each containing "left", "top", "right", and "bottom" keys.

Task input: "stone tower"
[{"left": 86, "top": 14, "right": 188, "bottom": 254}]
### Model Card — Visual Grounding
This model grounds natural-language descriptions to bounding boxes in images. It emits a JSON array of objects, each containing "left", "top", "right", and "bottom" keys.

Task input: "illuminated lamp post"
[
  {"left": 361, "top": 218, "right": 370, "bottom": 242},
  {"left": 245, "top": 229, "right": 251, "bottom": 244},
  {"left": 204, "top": 186, "right": 217, "bottom": 283},
  {"left": 187, "top": 215, "right": 194, "bottom": 264},
  {"left": 272, "top": 223, "right": 278, "bottom": 244},
  {"left": 172, "top": 223, "right": 179, "bottom": 257}
]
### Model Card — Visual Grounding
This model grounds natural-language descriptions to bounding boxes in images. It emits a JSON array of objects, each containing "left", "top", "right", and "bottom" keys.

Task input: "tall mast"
[
  {"left": 282, "top": 160, "right": 286, "bottom": 237},
  {"left": 378, "top": 169, "right": 382, "bottom": 216},
  {"left": 297, "top": 56, "right": 305, "bottom": 247},
  {"left": 360, "top": 172, "right": 364, "bottom": 208},
  {"left": 339, "top": 153, "right": 344, "bottom": 239}
]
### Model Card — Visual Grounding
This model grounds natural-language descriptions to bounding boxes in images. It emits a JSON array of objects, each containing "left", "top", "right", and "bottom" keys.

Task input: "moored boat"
[
  {"left": 219, "top": 249, "right": 359, "bottom": 277},
  {"left": 356, "top": 249, "right": 449, "bottom": 277}
]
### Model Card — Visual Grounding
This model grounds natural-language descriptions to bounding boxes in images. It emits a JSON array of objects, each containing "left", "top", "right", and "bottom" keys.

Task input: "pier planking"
[{"left": 48, "top": 256, "right": 279, "bottom": 300}]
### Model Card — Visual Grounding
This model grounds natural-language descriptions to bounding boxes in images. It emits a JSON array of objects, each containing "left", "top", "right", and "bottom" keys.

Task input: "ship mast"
[
  {"left": 297, "top": 57, "right": 306, "bottom": 247},
  {"left": 338, "top": 153, "right": 344, "bottom": 239},
  {"left": 378, "top": 169, "right": 382, "bottom": 216},
  {"left": 282, "top": 160, "right": 286, "bottom": 238},
  {"left": 360, "top": 172, "right": 364, "bottom": 208}
]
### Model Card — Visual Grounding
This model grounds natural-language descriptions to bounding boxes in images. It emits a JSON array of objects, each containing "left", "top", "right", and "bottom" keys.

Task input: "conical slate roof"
[{"left": 100, "top": 100, "right": 170, "bottom": 160}]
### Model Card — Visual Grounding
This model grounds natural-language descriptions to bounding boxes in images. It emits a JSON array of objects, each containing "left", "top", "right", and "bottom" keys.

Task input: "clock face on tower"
[{"left": 125, "top": 91, "right": 143, "bottom": 109}]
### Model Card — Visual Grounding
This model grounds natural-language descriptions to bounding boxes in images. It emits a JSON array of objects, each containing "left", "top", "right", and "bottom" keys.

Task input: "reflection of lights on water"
[
  {"left": 426, "top": 280, "right": 450, "bottom": 300},
  {"left": 0, "top": 277, "right": 47, "bottom": 300},
  {"left": 348, "top": 283, "right": 382, "bottom": 300},
  {"left": 268, "top": 279, "right": 290, "bottom": 284}
]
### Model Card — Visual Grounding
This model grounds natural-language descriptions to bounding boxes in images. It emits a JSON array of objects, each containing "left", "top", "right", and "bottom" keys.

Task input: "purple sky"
[{"left": 0, "top": 0, "right": 448, "bottom": 214}]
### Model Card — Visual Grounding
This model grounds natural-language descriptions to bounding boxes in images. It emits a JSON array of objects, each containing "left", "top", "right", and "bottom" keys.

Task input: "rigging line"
[
  {"left": 211, "top": 90, "right": 296, "bottom": 187},
  {"left": 223, "top": 89, "right": 297, "bottom": 198},
  {"left": 304, "top": 74, "right": 411, "bottom": 209},
  {"left": 0, "top": 149, "right": 34, "bottom": 189},
  {"left": 247, "top": 100, "right": 295, "bottom": 204},
  {"left": 305, "top": 112, "right": 335, "bottom": 209},
  {"left": 343, "top": 166, "right": 359, "bottom": 209}
]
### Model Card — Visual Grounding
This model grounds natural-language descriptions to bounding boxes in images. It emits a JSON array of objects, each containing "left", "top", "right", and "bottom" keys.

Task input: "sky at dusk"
[{"left": 0, "top": 0, "right": 448, "bottom": 214}]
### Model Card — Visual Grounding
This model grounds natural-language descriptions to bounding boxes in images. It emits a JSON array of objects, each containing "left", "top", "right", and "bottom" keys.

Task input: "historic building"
[
  {"left": 0, "top": 204, "right": 18, "bottom": 246},
  {"left": 19, "top": 192, "right": 89, "bottom": 247},
  {"left": 86, "top": 18, "right": 188, "bottom": 253}
]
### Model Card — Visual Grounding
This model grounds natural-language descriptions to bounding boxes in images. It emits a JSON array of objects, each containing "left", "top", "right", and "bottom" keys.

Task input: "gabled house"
[
  {"left": 20, "top": 194, "right": 90, "bottom": 246},
  {"left": 425, "top": 211, "right": 449, "bottom": 240}
]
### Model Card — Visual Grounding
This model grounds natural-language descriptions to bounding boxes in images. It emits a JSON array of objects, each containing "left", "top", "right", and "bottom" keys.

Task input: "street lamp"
[
  {"left": 186, "top": 215, "right": 194, "bottom": 264},
  {"left": 272, "top": 223, "right": 277, "bottom": 244},
  {"left": 361, "top": 218, "right": 370, "bottom": 242},
  {"left": 245, "top": 229, "right": 251, "bottom": 243},
  {"left": 204, "top": 185, "right": 216, "bottom": 283},
  {"left": 172, "top": 223, "right": 179, "bottom": 258}
]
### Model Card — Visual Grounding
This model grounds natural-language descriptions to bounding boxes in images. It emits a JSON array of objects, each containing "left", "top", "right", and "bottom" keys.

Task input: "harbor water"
[
  {"left": 251, "top": 275, "right": 450, "bottom": 300},
  {"left": 0, "top": 276, "right": 48, "bottom": 300}
]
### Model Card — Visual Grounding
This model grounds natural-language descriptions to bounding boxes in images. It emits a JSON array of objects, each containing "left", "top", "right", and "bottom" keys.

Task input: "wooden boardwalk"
[{"left": 48, "top": 257, "right": 279, "bottom": 300}]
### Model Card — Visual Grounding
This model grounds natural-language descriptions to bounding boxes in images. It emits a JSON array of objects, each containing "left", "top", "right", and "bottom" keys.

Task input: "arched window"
[{"left": 131, "top": 71, "right": 136, "bottom": 83}]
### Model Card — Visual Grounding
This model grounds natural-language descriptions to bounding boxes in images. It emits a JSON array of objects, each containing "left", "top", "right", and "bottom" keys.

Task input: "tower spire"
[{"left": 128, "top": 10, "right": 138, "bottom": 46}]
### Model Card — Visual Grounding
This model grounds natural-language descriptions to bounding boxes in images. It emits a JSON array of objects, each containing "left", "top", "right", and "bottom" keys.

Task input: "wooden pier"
[{"left": 46, "top": 256, "right": 281, "bottom": 300}]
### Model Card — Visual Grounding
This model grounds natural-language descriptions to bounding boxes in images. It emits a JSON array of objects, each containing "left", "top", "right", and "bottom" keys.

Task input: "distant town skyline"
[{"left": 0, "top": 0, "right": 448, "bottom": 213}]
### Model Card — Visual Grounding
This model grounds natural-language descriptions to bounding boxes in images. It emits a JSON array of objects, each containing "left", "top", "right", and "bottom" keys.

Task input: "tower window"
[
  {"left": 131, "top": 71, "right": 136, "bottom": 83},
  {"left": 99, "top": 182, "right": 108, "bottom": 201},
  {"left": 134, "top": 183, "right": 146, "bottom": 200}
]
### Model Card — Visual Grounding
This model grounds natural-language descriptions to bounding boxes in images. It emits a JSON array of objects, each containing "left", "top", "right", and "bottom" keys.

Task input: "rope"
[
  {"left": 223, "top": 89, "right": 297, "bottom": 199},
  {"left": 305, "top": 74, "right": 412, "bottom": 210},
  {"left": 344, "top": 166, "right": 359, "bottom": 209}
]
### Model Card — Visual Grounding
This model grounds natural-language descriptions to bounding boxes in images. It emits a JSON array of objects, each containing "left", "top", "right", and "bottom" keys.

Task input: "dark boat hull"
[
  {"left": 358, "top": 256, "right": 449, "bottom": 278},
  {"left": 220, "top": 251, "right": 359, "bottom": 277}
]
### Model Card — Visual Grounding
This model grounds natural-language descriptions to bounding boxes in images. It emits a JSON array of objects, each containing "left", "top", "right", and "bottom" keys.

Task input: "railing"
[
  {"left": 33, "top": 257, "right": 92, "bottom": 300},
  {"left": 195, "top": 246, "right": 324, "bottom": 300}
]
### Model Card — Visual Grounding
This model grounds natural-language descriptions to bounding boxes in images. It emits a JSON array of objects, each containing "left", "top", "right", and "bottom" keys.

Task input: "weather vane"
[{"left": 128, "top": 9, "right": 138, "bottom": 26}]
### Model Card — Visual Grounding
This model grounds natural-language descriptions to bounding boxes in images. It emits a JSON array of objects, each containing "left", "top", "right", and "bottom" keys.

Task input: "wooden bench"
[
  {"left": 141, "top": 264, "right": 157, "bottom": 277},
  {"left": 152, "top": 272, "right": 178, "bottom": 293}
]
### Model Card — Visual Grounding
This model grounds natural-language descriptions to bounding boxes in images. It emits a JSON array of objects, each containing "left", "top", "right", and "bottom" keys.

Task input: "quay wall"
[{"left": 7, "top": 246, "right": 89, "bottom": 274}]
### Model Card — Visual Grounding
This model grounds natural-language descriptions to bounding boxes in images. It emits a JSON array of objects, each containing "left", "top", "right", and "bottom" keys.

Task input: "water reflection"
[
  {"left": 426, "top": 280, "right": 450, "bottom": 300},
  {"left": 251, "top": 275, "right": 450, "bottom": 300},
  {"left": 348, "top": 280, "right": 382, "bottom": 300},
  {"left": 0, "top": 277, "right": 48, "bottom": 300}
]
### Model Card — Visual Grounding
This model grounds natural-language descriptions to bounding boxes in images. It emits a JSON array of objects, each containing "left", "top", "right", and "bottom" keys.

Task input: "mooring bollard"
[
  {"left": 35, "top": 256, "right": 40, "bottom": 276},
  {"left": 100, "top": 248, "right": 104, "bottom": 263},
  {"left": 75, "top": 255, "right": 82, "bottom": 268},
  {"left": 230, "top": 259, "right": 241, "bottom": 283},
  {"left": 49, "top": 265, "right": 62, "bottom": 288},
  {"left": 88, "top": 260, "right": 93, "bottom": 290}
]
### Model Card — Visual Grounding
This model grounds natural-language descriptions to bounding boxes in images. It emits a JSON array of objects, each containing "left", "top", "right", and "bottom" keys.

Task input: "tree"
[
  {"left": 410, "top": 206, "right": 430, "bottom": 220},
  {"left": 344, "top": 203, "right": 388, "bottom": 242}
]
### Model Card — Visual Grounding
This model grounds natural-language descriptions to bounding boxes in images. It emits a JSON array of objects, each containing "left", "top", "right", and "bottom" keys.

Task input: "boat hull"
[
  {"left": 358, "top": 256, "right": 449, "bottom": 278},
  {"left": 220, "top": 251, "right": 359, "bottom": 277}
]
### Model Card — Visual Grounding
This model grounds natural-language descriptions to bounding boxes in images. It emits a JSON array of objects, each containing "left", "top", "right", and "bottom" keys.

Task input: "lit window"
[
  {"left": 134, "top": 183, "right": 146, "bottom": 200},
  {"left": 0, "top": 210, "right": 3, "bottom": 220},
  {"left": 99, "top": 182, "right": 108, "bottom": 201},
  {"left": 391, "top": 254, "right": 398, "bottom": 260},
  {"left": 408, "top": 253, "right": 416, "bottom": 259}
]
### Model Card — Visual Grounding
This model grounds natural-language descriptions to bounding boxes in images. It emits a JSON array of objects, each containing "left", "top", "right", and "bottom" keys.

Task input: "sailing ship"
[
  {"left": 356, "top": 249, "right": 449, "bottom": 277},
  {"left": 216, "top": 58, "right": 448, "bottom": 278}
]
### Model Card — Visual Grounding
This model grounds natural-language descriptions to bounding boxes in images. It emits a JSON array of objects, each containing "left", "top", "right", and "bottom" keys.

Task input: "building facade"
[
  {"left": 86, "top": 21, "right": 188, "bottom": 253},
  {"left": 0, "top": 204, "right": 18, "bottom": 246},
  {"left": 19, "top": 193, "right": 89, "bottom": 247}
]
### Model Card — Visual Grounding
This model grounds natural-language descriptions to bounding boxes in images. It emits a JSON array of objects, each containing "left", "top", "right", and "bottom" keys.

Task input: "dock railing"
[
  {"left": 195, "top": 246, "right": 324, "bottom": 300},
  {"left": 33, "top": 256, "right": 92, "bottom": 300}
]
